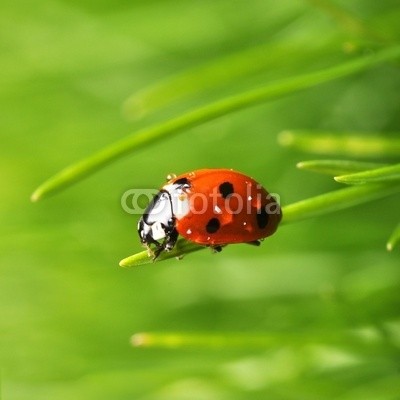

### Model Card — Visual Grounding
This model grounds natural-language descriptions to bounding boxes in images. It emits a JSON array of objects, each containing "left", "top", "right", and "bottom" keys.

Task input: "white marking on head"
[
  {"left": 151, "top": 222, "right": 166, "bottom": 240},
  {"left": 163, "top": 183, "right": 191, "bottom": 219}
]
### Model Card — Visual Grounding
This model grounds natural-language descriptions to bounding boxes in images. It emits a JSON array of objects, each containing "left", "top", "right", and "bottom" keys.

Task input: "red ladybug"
[{"left": 138, "top": 169, "right": 282, "bottom": 258}]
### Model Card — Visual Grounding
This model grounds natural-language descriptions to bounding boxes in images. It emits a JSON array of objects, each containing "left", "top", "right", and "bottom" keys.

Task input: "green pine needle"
[
  {"left": 281, "top": 182, "right": 400, "bottom": 224},
  {"left": 297, "top": 159, "right": 386, "bottom": 176},
  {"left": 334, "top": 163, "right": 400, "bottom": 184},
  {"left": 119, "top": 239, "right": 204, "bottom": 267},
  {"left": 32, "top": 45, "right": 400, "bottom": 202}
]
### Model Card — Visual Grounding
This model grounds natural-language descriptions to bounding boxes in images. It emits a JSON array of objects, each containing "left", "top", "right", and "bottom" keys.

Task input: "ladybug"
[{"left": 138, "top": 169, "right": 282, "bottom": 259}]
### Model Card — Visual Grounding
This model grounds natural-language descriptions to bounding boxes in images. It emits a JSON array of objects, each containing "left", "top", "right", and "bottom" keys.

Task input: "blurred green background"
[{"left": 1, "top": 0, "right": 399, "bottom": 399}]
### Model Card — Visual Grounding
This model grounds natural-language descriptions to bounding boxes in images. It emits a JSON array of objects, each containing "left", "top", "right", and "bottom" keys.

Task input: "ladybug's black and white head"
[{"left": 137, "top": 178, "right": 190, "bottom": 257}]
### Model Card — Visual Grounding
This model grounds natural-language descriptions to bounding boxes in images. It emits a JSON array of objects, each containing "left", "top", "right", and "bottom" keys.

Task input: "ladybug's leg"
[
  {"left": 163, "top": 228, "right": 179, "bottom": 252},
  {"left": 210, "top": 245, "right": 224, "bottom": 253},
  {"left": 144, "top": 236, "right": 164, "bottom": 259},
  {"left": 246, "top": 240, "right": 261, "bottom": 246},
  {"left": 153, "top": 227, "right": 179, "bottom": 260},
  {"left": 152, "top": 244, "right": 164, "bottom": 260}
]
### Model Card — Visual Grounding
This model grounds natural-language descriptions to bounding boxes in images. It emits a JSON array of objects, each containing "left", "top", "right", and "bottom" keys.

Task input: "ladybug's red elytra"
[{"left": 138, "top": 169, "right": 282, "bottom": 259}]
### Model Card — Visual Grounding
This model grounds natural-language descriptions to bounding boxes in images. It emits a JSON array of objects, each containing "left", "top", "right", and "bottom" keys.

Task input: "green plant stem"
[
  {"left": 334, "top": 163, "right": 400, "bottom": 185},
  {"left": 120, "top": 182, "right": 400, "bottom": 267},
  {"left": 31, "top": 46, "right": 400, "bottom": 201}
]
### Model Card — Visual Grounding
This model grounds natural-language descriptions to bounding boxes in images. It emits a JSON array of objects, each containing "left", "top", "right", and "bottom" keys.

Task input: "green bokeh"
[{"left": 1, "top": 0, "right": 399, "bottom": 399}]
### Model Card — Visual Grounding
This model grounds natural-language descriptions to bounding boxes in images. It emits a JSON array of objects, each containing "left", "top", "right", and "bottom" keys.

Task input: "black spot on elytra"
[
  {"left": 219, "top": 181, "right": 234, "bottom": 199},
  {"left": 174, "top": 177, "right": 190, "bottom": 185},
  {"left": 256, "top": 207, "right": 269, "bottom": 229},
  {"left": 206, "top": 218, "right": 220, "bottom": 234}
]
